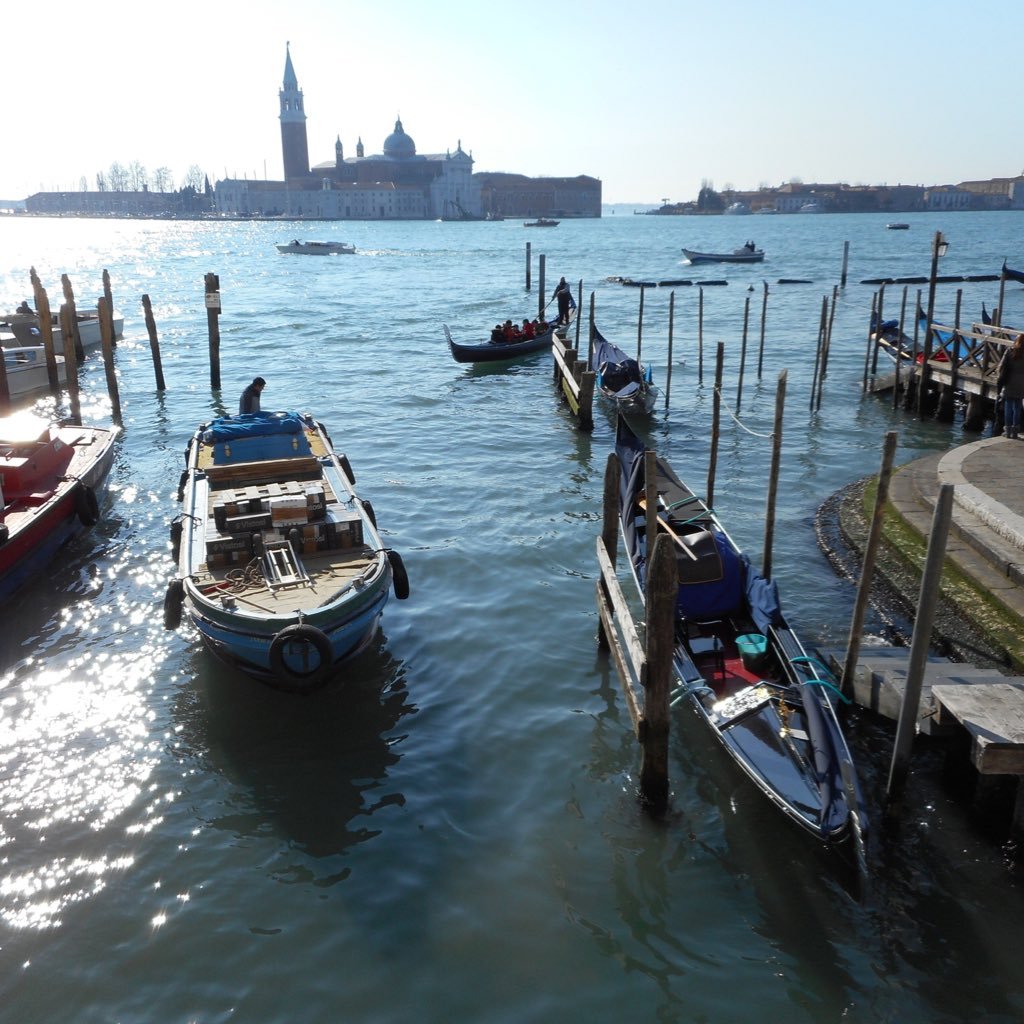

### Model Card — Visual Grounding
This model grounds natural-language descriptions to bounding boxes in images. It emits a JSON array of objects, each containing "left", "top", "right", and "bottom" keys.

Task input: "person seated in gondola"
[
  {"left": 490, "top": 324, "right": 504, "bottom": 344},
  {"left": 522, "top": 318, "right": 535, "bottom": 340},
  {"left": 538, "top": 315, "right": 550, "bottom": 334},
  {"left": 503, "top": 319, "right": 517, "bottom": 341}
]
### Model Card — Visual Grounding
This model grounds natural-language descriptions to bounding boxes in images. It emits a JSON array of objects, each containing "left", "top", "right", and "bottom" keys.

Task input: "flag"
[{"left": 1002, "top": 261, "right": 1024, "bottom": 284}]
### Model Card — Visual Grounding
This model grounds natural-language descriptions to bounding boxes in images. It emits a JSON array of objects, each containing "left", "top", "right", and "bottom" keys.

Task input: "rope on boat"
[
  {"left": 669, "top": 677, "right": 715, "bottom": 708},
  {"left": 224, "top": 558, "right": 266, "bottom": 592},
  {"left": 790, "top": 656, "right": 852, "bottom": 703},
  {"left": 712, "top": 384, "right": 775, "bottom": 439}
]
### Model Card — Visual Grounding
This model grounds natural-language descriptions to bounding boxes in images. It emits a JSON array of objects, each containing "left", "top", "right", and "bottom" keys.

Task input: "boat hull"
[
  {"left": 172, "top": 411, "right": 401, "bottom": 691},
  {"left": 444, "top": 323, "right": 556, "bottom": 364},
  {"left": 2, "top": 346, "right": 68, "bottom": 399},
  {"left": 682, "top": 248, "right": 764, "bottom": 264},
  {"left": 0, "top": 419, "right": 118, "bottom": 601}
]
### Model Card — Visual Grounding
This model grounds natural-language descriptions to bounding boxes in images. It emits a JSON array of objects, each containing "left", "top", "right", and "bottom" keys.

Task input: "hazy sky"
[{"left": 3, "top": 0, "right": 1020, "bottom": 204}]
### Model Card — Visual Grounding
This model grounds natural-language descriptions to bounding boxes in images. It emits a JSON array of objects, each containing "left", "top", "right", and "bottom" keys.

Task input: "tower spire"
[{"left": 279, "top": 42, "right": 309, "bottom": 179}]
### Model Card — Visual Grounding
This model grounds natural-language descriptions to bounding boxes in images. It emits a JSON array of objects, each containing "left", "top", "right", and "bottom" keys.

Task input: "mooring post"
[
  {"left": 810, "top": 295, "right": 827, "bottom": 412},
  {"left": 141, "top": 295, "right": 166, "bottom": 391},
  {"left": 538, "top": 255, "right": 546, "bottom": 319},
  {"left": 841, "top": 431, "right": 898, "bottom": 699},
  {"left": 863, "top": 291, "right": 878, "bottom": 394},
  {"left": 757, "top": 280, "right": 768, "bottom": 379},
  {"left": 102, "top": 270, "right": 115, "bottom": 347},
  {"left": 736, "top": 295, "right": 750, "bottom": 412},
  {"left": 578, "top": 370, "right": 595, "bottom": 432},
  {"left": 871, "top": 284, "right": 886, "bottom": 376},
  {"left": 637, "top": 285, "right": 645, "bottom": 363},
  {"left": 840, "top": 240, "right": 850, "bottom": 288},
  {"left": 97, "top": 297, "right": 122, "bottom": 424},
  {"left": 640, "top": 531, "right": 676, "bottom": 814},
  {"left": 525, "top": 242, "right": 531, "bottom": 291},
  {"left": 665, "top": 291, "right": 675, "bottom": 408},
  {"left": 587, "top": 291, "right": 595, "bottom": 369},
  {"left": 205, "top": 272, "right": 222, "bottom": 390},
  {"left": 708, "top": 342, "right": 724, "bottom": 508},
  {"left": 697, "top": 287, "right": 705, "bottom": 385},
  {"left": 34, "top": 286, "right": 60, "bottom": 392},
  {"left": 61, "top": 274, "right": 85, "bottom": 363},
  {"left": 762, "top": 369, "right": 787, "bottom": 580},
  {"left": 886, "top": 483, "right": 954, "bottom": 813},
  {"left": 59, "top": 303, "right": 81, "bottom": 425},
  {"left": 575, "top": 279, "right": 583, "bottom": 349},
  {"left": 0, "top": 343, "right": 10, "bottom": 414}
]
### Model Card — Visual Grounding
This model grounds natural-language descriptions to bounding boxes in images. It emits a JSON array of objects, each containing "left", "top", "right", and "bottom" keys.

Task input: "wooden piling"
[
  {"left": 575, "top": 279, "right": 582, "bottom": 349},
  {"left": 736, "top": 295, "right": 750, "bottom": 412},
  {"left": 61, "top": 274, "right": 85, "bottom": 363},
  {"left": 640, "top": 532, "right": 677, "bottom": 814},
  {"left": 665, "top": 291, "right": 675, "bottom": 408},
  {"left": 893, "top": 287, "right": 908, "bottom": 410},
  {"left": 697, "top": 287, "right": 705, "bottom": 385},
  {"left": 59, "top": 304, "right": 81, "bottom": 425},
  {"left": 141, "top": 295, "right": 166, "bottom": 391},
  {"left": 636, "top": 285, "right": 645, "bottom": 364},
  {"left": 811, "top": 296, "right": 827, "bottom": 411},
  {"left": 757, "top": 280, "right": 768, "bottom": 379},
  {"left": 886, "top": 483, "right": 954, "bottom": 812},
  {"left": 525, "top": 242, "right": 531, "bottom": 291},
  {"left": 840, "top": 240, "right": 850, "bottom": 288},
  {"left": 841, "top": 431, "right": 898, "bottom": 699},
  {"left": 762, "top": 369, "right": 787, "bottom": 580},
  {"left": 708, "top": 342, "right": 723, "bottom": 508},
  {"left": 863, "top": 291, "right": 878, "bottom": 394},
  {"left": 102, "top": 270, "right": 115, "bottom": 346},
  {"left": 587, "top": 291, "right": 595, "bottom": 369},
  {"left": 538, "top": 255, "right": 546, "bottom": 320},
  {"left": 205, "top": 273, "right": 222, "bottom": 390},
  {"left": 34, "top": 287, "right": 60, "bottom": 392},
  {"left": 98, "top": 297, "right": 122, "bottom": 424}
]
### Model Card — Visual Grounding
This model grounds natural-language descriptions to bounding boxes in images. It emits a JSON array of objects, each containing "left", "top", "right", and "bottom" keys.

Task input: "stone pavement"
[{"left": 887, "top": 435, "right": 1024, "bottom": 624}]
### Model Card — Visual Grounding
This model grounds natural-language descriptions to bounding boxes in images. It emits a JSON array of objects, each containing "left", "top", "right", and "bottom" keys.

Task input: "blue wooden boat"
[
  {"left": 615, "top": 417, "right": 868, "bottom": 857},
  {"left": 164, "top": 411, "right": 408, "bottom": 691}
]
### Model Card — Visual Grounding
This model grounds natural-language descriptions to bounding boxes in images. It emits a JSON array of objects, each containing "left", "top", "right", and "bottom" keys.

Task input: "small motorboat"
[
  {"left": 523, "top": 218, "right": 559, "bottom": 227},
  {"left": 591, "top": 325, "right": 659, "bottom": 415},
  {"left": 275, "top": 240, "right": 356, "bottom": 255},
  {"left": 682, "top": 242, "right": 764, "bottom": 264},
  {"left": 0, "top": 410, "right": 118, "bottom": 600},
  {"left": 614, "top": 416, "right": 868, "bottom": 854},
  {"left": 1, "top": 344, "right": 68, "bottom": 400},
  {"left": 165, "top": 411, "right": 408, "bottom": 691},
  {"left": 886, "top": 223, "right": 910, "bottom": 230},
  {"left": 3, "top": 309, "right": 124, "bottom": 354}
]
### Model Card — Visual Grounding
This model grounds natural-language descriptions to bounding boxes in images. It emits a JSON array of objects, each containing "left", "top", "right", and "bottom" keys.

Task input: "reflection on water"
[{"left": 170, "top": 637, "right": 414, "bottom": 867}]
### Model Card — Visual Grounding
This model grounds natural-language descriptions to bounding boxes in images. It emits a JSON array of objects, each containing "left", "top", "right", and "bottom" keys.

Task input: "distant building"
[{"left": 214, "top": 45, "right": 600, "bottom": 220}]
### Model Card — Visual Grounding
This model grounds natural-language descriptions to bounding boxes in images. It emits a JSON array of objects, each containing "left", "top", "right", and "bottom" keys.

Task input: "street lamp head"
[{"left": 936, "top": 231, "right": 949, "bottom": 257}]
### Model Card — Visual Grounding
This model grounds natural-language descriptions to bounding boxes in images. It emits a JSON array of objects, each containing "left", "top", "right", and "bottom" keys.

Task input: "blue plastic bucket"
[{"left": 736, "top": 633, "right": 768, "bottom": 670}]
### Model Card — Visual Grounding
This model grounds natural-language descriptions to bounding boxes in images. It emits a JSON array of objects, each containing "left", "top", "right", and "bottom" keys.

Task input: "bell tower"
[{"left": 279, "top": 42, "right": 310, "bottom": 180}]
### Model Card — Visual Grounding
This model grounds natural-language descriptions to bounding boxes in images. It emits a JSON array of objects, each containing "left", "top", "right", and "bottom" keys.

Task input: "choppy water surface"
[{"left": 1, "top": 210, "right": 1022, "bottom": 1022}]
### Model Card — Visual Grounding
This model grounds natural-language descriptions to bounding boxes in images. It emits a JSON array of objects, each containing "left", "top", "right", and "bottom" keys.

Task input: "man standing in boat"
[
  {"left": 552, "top": 277, "right": 572, "bottom": 326},
  {"left": 239, "top": 376, "right": 266, "bottom": 414}
]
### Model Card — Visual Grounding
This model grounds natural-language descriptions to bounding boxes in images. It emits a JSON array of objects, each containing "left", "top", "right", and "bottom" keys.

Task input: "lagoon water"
[{"left": 0, "top": 208, "right": 1022, "bottom": 1023}]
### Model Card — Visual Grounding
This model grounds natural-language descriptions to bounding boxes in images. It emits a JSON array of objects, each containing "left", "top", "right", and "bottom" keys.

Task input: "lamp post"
[{"left": 917, "top": 230, "right": 949, "bottom": 413}]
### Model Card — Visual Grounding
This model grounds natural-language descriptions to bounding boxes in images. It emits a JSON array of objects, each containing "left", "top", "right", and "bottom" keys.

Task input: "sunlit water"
[{"left": 0, "top": 210, "right": 1022, "bottom": 1022}]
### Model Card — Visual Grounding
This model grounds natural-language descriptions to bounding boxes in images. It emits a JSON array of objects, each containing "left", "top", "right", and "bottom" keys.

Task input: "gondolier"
[
  {"left": 239, "top": 376, "right": 266, "bottom": 414},
  {"left": 552, "top": 277, "right": 572, "bottom": 325}
]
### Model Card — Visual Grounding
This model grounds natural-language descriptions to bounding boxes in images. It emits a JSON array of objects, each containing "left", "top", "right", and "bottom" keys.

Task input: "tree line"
[{"left": 87, "top": 163, "right": 208, "bottom": 193}]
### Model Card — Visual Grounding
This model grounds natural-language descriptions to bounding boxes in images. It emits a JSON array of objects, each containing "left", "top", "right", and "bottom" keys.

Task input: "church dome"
[{"left": 383, "top": 118, "right": 416, "bottom": 159}]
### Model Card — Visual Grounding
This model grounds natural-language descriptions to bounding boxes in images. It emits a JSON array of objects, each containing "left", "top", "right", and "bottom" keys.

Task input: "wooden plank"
[
  {"left": 932, "top": 682, "right": 1024, "bottom": 774},
  {"left": 596, "top": 538, "right": 647, "bottom": 676},
  {"left": 595, "top": 581, "right": 642, "bottom": 733}
]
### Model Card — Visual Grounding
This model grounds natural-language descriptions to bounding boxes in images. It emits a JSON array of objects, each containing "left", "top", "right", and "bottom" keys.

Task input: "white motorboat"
[
  {"left": 276, "top": 240, "right": 356, "bottom": 255},
  {"left": 1, "top": 345, "right": 68, "bottom": 399},
  {"left": 3, "top": 310, "right": 124, "bottom": 352}
]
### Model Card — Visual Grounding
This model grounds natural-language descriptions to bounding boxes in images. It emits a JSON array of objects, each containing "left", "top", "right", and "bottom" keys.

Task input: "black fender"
[
  {"left": 163, "top": 578, "right": 184, "bottom": 630},
  {"left": 170, "top": 518, "right": 183, "bottom": 562},
  {"left": 0, "top": 523, "right": 8, "bottom": 545},
  {"left": 337, "top": 454, "right": 355, "bottom": 485},
  {"left": 268, "top": 624, "right": 333, "bottom": 689},
  {"left": 362, "top": 499, "right": 377, "bottom": 530},
  {"left": 176, "top": 469, "right": 188, "bottom": 502},
  {"left": 75, "top": 483, "right": 100, "bottom": 526},
  {"left": 388, "top": 549, "right": 410, "bottom": 600}
]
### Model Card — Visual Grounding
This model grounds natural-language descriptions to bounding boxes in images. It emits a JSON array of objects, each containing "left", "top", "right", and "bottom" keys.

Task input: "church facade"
[
  {"left": 215, "top": 46, "right": 481, "bottom": 220},
  {"left": 214, "top": 46, "right": 601, "bottom": 220}
]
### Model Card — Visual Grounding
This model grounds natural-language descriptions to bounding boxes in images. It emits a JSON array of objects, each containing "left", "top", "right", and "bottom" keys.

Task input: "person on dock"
[
  {"left": 552, "top": 277, "right": 572, "bottom": 325},
  {"left": 997, "top": 336, "right": 1024, "bottom": 437},
  {"left": 239, "top": 376, "right": 266, "bottom": 414}
]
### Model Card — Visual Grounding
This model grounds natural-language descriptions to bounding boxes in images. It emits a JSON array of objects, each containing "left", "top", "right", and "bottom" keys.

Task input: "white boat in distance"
[
  {"left": 276, "top": 240, "right": 356, "bottom": 255},
  {"left": 682, "top": 242, "right": 765, "bottom": 264}
]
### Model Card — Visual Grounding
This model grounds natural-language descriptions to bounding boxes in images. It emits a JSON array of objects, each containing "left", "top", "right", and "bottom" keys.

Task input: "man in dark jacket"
[
  {"left": 552, "top": 277, "right": 572, "bottom": 325},
  {"left": 239, "top": 376, "right": 266, "bottom": 414}
]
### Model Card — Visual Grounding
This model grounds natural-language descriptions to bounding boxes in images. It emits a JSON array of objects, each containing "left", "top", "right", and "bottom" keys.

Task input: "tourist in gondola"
[{"left": 522, "top": 318, "right": 535, "bottom": 340}]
